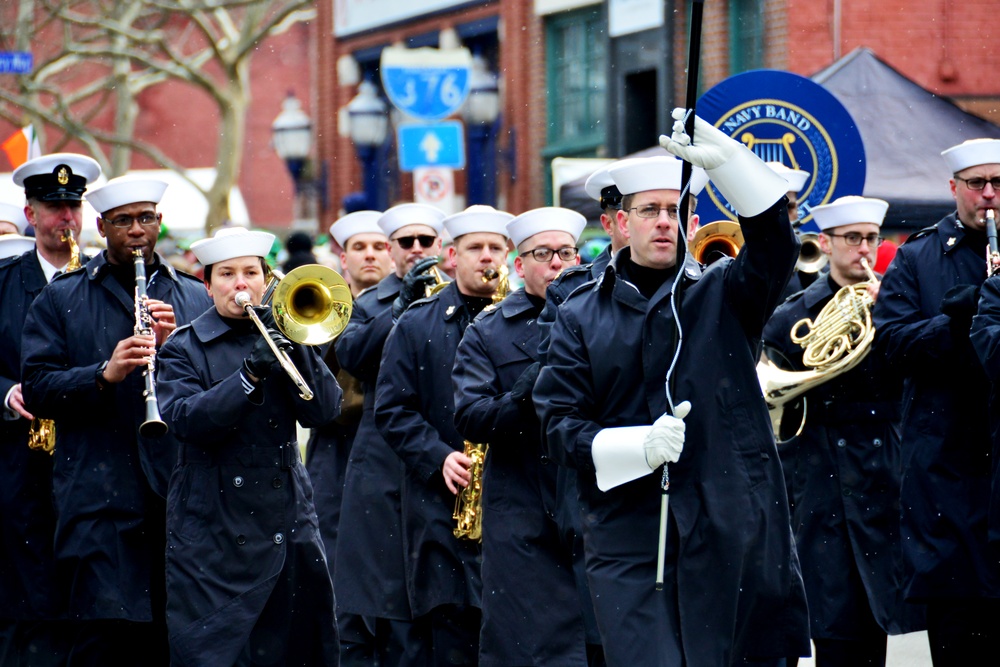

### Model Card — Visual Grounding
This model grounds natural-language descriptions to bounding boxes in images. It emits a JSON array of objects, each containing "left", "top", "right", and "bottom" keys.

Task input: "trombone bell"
[
  {"left": 690, "top": 221, "right": 744, "bottom": 264},
  {"left": 271, "top": 265, "right": 353, "bottom": 345},
  {"left": 795, "top": 232, "right": 828, "bottom": 274}
]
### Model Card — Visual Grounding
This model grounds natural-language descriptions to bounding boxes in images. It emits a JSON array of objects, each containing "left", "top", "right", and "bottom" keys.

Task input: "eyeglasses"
[
  {"left": 957, "top": 176, "right": 1000, "bottom": 191},
  {"left": 104, "top": 212, "right": 160, "bottom": 229},
  {"left": 826, "top": 232, "right": 883, "bottom": 247},
  {"left": 630, "top": 205, "right": 680, "bottom": 220},
  {"left": 392, "top": 234, "right": 436, "bottom": 249},
  {"left": 520, "top": 246, "right": 579, "bottom": 262}
]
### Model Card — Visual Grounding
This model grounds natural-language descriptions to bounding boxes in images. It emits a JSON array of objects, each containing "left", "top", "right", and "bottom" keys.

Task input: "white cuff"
[
  {"left": 592, "top": 426, "right": 654, "bottom": 491},
  {"left": 3, "top": 385, "right": 19, "bottom": 421},
  {"left": 707, "top": 146, "right": 789, "bottom": 218}
]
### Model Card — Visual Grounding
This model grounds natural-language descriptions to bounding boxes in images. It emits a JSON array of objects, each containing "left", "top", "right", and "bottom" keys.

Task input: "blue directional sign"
[
  {"left": 0, "top": 52, "right": 33, "bottom": 74},
  {"left": 380, "top": 47, "right": 472, "bottom": 121},
  {"left": 397, "top": 121, "right": 465, "bottom": 172}
]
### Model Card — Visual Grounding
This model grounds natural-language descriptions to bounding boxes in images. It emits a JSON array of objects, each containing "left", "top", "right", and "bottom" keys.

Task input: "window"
[
  {"left": 545, "top": 8, "right": 607, "bottom": 154},
  {"left": 730, "top": 0, "right": 765, "bottom": 73}
]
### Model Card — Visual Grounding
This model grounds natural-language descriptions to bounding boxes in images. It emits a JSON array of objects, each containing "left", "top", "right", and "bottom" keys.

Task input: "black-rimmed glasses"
[
  {"left": 826, "top": 232, "right": 882, "bottom": 247},
  {"left": 392, "top": 235, "right": 436, "bottom": 249},
  {"left": 956, "top": 176, "right": 1000, "bottom": 191},
  {"left": 520, "top": 246, "right": 579, "bottom": 262},
  {"left": 103, "top": 212, "right": 160, "bottom": 229}
]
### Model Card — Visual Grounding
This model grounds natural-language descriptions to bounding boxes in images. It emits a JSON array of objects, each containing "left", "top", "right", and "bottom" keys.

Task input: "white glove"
[
  {"left": 659, "top": 110, "right": 737, "bottom": 170},
  {"left": 643, "top": 401, "right": 691, "bottom": 469},
  {"left": 659, "top": 108, "right": 788, "bottom": 217}
]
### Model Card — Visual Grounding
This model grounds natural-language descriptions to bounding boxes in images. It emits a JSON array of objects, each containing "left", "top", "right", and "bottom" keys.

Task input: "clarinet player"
[{"left": 20, "top": 176, "right": 211, "bottom": 665}]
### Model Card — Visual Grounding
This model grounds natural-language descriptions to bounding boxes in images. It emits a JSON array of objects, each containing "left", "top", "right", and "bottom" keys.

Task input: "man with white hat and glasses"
[
  {"left": 20, "top": 174, "right": 210, "bottom": 664},
  {"left": 875, "top": 138, "right": 1000, "bottom": 663},
  {"left": 764, "top": 196, "right": 925, "bottom": 666},
  {"left": 535, "top": 111, "right": 810, "bottom": 665}
]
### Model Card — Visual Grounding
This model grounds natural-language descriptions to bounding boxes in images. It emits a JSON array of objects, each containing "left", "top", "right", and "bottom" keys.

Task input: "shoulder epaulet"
[
  {"left": 172, "top": 322, "right": 194, "bottom": 336},
  {"left": 0, "top": 255, "right": 19, "bottom": 270},
  {"left": 563, "top": 278, "right": 597, "bottom": 303},
  {"left": 407, "top": 292, "right": 439, "bottom": 310},
  {"left": 168, "top": 266, "right": 205, "bottom": 284},
  {"left": 904, "top": 224, "right": 938, "bottom": 244},
  {"left": 355, "top": 284, "right": 378, "bottom": 299},
  {"left": 51, "top": 266, "right": 84, "bottom": 282},
  {"left": 472, "top": 303, "right": 501, "bottom": 323}
]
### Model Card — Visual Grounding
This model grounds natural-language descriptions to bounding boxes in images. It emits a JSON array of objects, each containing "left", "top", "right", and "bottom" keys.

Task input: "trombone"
[{"left": 237, "top": 264, "right": 353, "bottom": 400}]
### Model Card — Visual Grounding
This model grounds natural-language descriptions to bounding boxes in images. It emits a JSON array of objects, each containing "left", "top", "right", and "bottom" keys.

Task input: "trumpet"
[
  {"left": 795, "top": 232, "right": 829, "bottom": 275},
  {"left": 689, "top": 221, "right": 743, "bottom": 263},
  {"left": 426, "top": 263, "right": 449, "bottom": 297},
  {"left": 986, "top": 209, "right": 999, "bottom": 277},
  {"left": 134, "top": 249, "right": 168, "bottom": 438},
  {"left": 238, "top": 264, "right": 353, "bottom": 400}
]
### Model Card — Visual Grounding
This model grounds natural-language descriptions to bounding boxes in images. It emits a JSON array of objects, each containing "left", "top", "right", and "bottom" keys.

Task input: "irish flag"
[{"left": 2, "top": 125, "right": 41, "bottom": 169}]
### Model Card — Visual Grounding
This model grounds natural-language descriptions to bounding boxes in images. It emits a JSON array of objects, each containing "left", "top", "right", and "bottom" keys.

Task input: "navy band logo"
[{"left": 697, "top": 70, "right": 866, "bottom": 231}]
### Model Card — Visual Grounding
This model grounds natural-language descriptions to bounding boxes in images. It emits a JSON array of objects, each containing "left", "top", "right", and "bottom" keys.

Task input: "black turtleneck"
[
  {"left": 963, "top": 226, "right": 987, "bottom": 250},
  {"left": 525, "top": 291, "right": 546, "bottom": 314},
  {"left": 107, "top": 252, "right": 161, "bottom": 293},
  {"left": 221, "top": 314, "right": 256, "bottom": 336},
  {"left": 620, "top": 258, "right": 678, "bottom": 300}
]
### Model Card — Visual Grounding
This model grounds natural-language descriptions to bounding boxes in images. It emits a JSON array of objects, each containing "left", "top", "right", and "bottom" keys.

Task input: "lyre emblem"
[{"left": 57, "top": 167, "right": 69, "bottom": 185}]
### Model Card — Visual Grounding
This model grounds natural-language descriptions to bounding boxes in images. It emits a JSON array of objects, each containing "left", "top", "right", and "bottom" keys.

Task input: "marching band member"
[
  {"left": 874, "top": 138, "right": 1000, "bottom": 663},
  {"left": 534, "top": 112, "right": 810, "bottom": 666},
  {"left": 376, "top": 205, "right": 512, "bottom": 665},
  {"left": 453, "top": 206, "right": 593, "bottom": 665},
  {"left": 306, "top": 210, "right": 392, "bottom": 661},
  {"left": 157, "top": 227, "right": 342, "bottom": 666},
  {"left": 0, "top": 154, "right": 100, "bottom": 665},
  {"left": 334, "top": 203, "right": 445, "bottom": 665},
  {"left": 763, "top": 196, "right": 924, "bottom": 666},
  {"left": 20, "top": 175, "right": 210, "bottom": 665}
]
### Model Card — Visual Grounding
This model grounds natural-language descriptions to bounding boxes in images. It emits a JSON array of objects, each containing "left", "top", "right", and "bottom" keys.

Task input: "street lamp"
[
  {"left": 463, "top": 55, "right": 500, "bottom": 206},
  {"left": 272, "top": 93, "right": 313, "bottom": 192},
  {"left": 347, "top": 80, "right": 389, "bottom": 210}
]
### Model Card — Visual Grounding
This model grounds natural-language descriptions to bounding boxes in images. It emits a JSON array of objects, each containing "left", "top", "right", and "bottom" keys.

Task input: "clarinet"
[
  {"left": 133, "top": 249, "right": 168, "bottom": 437},
  {"left": 986, "top": 209, "right": 1000, "bottom": 278}
]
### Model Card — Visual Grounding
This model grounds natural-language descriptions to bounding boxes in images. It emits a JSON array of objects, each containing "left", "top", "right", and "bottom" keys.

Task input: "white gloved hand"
[
  {"left": 643, "top": 401, "right": 691, "bottom": 469},
  {"left": 659, "top": 110, "right": 737, "bottom": 170},
  {"left": 660, "top": 107, "right": 788, "bottom": 217}
]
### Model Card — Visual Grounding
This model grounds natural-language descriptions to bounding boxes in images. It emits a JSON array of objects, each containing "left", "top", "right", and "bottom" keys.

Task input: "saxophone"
[
  {"left": 27, "top": 231, "right": 82, "bottom": 454},
  {"left": 453, "top": 263, "right": 511, "bottom": 541}
]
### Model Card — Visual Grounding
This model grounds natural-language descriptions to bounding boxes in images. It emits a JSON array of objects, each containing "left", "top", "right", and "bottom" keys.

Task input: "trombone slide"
[{"left": 235, "top": 291, "right": 314, "bottom": 401}]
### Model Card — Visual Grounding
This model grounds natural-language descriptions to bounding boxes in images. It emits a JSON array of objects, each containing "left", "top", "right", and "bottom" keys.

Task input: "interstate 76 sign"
[{"left": 380, "top": 46, "right": 472, "bottom": 121}]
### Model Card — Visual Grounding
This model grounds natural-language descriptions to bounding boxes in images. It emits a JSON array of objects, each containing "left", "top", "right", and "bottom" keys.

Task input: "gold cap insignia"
[{"left": 57, "top": 166, "right": 69, "bottom": 185}]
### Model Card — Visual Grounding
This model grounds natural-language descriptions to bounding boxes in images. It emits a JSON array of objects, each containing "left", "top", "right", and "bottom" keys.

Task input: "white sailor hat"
[
  {"left": 811, "top": 196, "right": 888, "bottom": 231},
  {"left": 377, "top": 203, "right": 446, "bottom": 238},
  {"left": 84, "top": 176, "right": 168, "bottom": 215},
  {"left": 584, "top": 163, "right": 623, "bottom": 209},
  {"left": 506, "top": 207, "right": 587, "bottom": 248},
  {"left": 0, "top": 202, "right": 29, "bottom": 235},
  {"left": 941, "top": 139, "right": 1000, "bottom": 174},
  {"left": 609, "top": 156, "right": 709, "bottom": 196},
  {"left": 12, "top": 153, "right": 101, "bottom": 202},
  {"left": 766, "top": 162, "right": 810, "bottom": 193},
  {"left": 0, "top": 234, "right": 35, "bottom": 260},
  {"left": 190, "top": 227, "right": 276, "bottom": 266},
  {"left": 443, "top": 205, "right": 513, "bottom": 241},
  {"left": 331, "top": 210, "right": 385, "bottom": 248}
]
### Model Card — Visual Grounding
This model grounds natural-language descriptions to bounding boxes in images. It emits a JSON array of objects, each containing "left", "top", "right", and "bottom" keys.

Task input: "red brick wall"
[{"left": 315, "top": 1, "right": 544, "bottom": 233}]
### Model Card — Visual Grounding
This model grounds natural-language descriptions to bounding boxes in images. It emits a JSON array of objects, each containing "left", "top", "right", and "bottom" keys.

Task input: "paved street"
[{"left": 798, "top": 632, "right": 932, "bottom": 666}]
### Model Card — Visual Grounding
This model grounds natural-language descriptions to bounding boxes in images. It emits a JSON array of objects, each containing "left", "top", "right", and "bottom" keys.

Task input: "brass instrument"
[
  {"left": 986, "top": 210, "right": 999, "bottom": 277},
  {"left": 453, "top": 262, "right": 511, "bottom": 541},
  {"left": 757, "top": 256, "right": 878, "bottom": 438},
  {"left": 689, "top": 221, "right": 743, "bottom": 263},
  {"left": 28, "top": 231, "right": 82, "bottom": 454},
  {"left": 795, "top": 232, "right": 829, "bottom": 275},
  {"left": 238, "top": 264, "right": 352, "bottom": 400},
  {"left": 134, "top": 249, "right": 168, "bottom": 438},
  {"left": 426, "top": 263, "right": 449, "bottom": 297}
]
